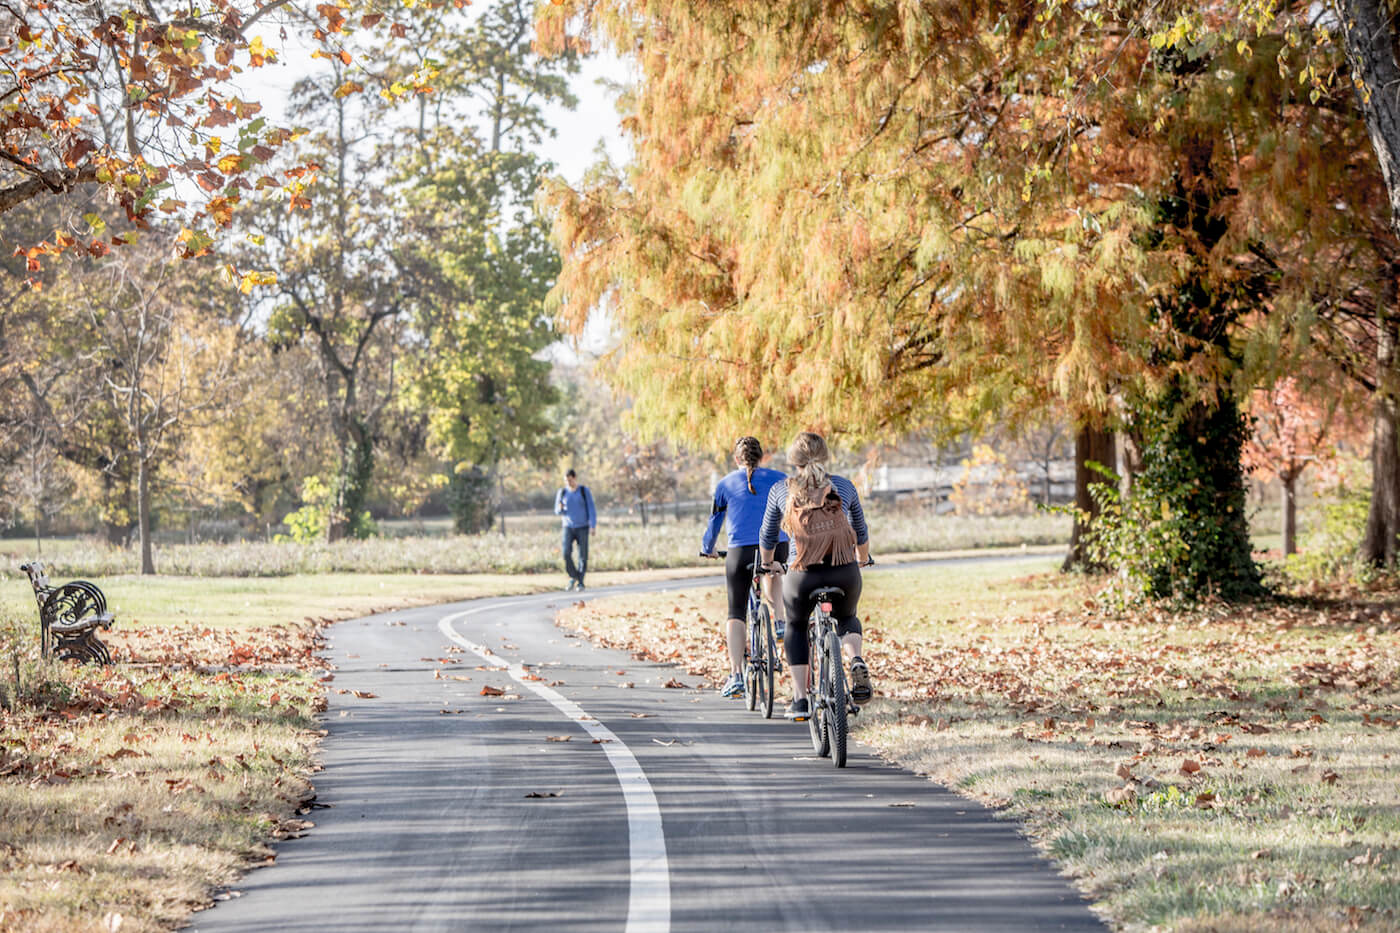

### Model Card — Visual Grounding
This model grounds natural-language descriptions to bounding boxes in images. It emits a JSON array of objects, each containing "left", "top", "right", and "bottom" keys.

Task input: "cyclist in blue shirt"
[{"left": 701, "top": 436, "right": 789, "bottom": 698}]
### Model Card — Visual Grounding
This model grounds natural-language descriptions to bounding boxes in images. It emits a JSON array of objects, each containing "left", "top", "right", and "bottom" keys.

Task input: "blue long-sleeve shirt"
[
  {"left": 555, "top": 484, "right": 596, "bottom": 529},
  {"left": 701, "top": 467, "right": 790, "bottom": 553},
  {"left": 759, "top": 475, "right": 868, "bottom": 551}
]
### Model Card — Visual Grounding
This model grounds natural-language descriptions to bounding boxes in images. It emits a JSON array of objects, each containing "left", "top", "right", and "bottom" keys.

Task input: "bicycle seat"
[{"left": 811, "top": 586, "right": 845, "bottom": 601}]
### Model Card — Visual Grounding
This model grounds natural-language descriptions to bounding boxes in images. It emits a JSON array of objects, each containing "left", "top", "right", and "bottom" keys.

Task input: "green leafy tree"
[{"left": 395, "top": 0, "right": 578, "bottom": 532}]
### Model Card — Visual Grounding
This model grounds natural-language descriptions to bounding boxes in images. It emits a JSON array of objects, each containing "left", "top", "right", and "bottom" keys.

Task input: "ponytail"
[
  {"left": 734, "top": 436, "right": 763, "bottom": 494},
  {"left": 786, "top": 431, "right": 831, "bottom": 498}
]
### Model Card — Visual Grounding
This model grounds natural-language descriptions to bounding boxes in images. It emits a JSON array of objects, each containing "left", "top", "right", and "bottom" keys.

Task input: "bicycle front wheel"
[
  {"left": 745, "top": 616, "right": 759, "bottom": 712},
  {"left": 827, "top": 630, "right": 848, "bottom": 768}
]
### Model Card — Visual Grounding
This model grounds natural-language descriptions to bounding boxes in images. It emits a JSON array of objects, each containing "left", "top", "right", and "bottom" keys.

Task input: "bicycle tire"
[
  {"left": 744, "top": 615, "right": 759, "bottom": 712},
  {"left": 827, "top": 630, "right": 848, "bottom": 768},
  {"left": 809, "top": 621, "right": 829, "bottom": 756},
  {"left": 760, "top": 606, "right": 776, "bottom": 719}
]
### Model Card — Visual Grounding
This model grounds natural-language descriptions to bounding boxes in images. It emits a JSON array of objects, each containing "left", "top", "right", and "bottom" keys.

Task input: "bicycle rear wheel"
[
  {"left": 827, "top": 630, "right": 848, "bottom": 768},
  {"left": 809, "top": 623, "right": 829, "bottom": 756},
  {"left": 760, "top": 606, "right": 776, "bottom": 719}
]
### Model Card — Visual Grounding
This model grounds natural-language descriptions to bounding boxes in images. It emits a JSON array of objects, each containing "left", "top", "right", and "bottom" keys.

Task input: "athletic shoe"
[
  {"left": 849, "top": 657, "right": 873, "bottom": 705},
  {"left": 577, "top": 582, "right": 586, "bottom": 592},
  {"left": 774, "top": 619, "right": 786, "bottom": 642},
  {"left": 720, "top": 673, "right": 744, "bottom": 698},
  {"left": 565, "top": 580, "right": 576, "bottom": 591},
  {"left": 784, "top": 697, "right": 810, "bottom": 721}
]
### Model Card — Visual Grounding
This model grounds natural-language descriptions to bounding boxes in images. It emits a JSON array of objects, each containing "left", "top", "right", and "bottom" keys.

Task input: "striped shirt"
[{"left": 759, "top": 475, "right": 869, "bottom": 552}]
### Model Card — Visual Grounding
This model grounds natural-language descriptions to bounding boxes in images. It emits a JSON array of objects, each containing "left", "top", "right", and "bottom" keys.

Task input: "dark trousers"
[{"left": 562, "top": 526, "right": 590, "bottom": 584}]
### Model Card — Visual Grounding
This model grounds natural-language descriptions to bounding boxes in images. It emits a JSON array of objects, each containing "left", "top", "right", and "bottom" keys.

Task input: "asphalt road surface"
[{"left": 193, "top": 564, "right": 1104, "bottom": 932}]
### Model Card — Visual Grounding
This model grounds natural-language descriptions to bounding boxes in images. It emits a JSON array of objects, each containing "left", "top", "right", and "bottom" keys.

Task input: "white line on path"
[{"left": 439, "top": 606, "right": 671, "bottom": 933}]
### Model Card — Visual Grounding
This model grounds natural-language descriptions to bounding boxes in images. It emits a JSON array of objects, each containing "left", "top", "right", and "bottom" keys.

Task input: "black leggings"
[
  {"left": 783, "top": 561, "right": 862, "bottom": 666},
  {"left": 724, "top": 542, "right": 788, "bottom": 620}
]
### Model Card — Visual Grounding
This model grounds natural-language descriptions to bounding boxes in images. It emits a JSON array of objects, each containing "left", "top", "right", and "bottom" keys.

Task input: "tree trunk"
[
  {"left": 1343, "top": 0, "right": 1400, "bottom": 565},
  {"left": 1362, "top": 361, "right": 1400, "bottom": 565},
  {"left": 138, "top": 456, "right": 155, "bottom": 575},
  {"left": 328, "top": 424, "right": 374, "bottom": 542},
  {"left": 1282, "top": 473, "right": 1298, "bottom": 557},
  {"left": 34, "top": 515, "right": 42, "bottom": 556},
  {"left": 1062, "top": 425, "right": 1116, "bottom": 572},
  {"left": 1342, "top": 0, "right": 1400, "bottom": 232}
]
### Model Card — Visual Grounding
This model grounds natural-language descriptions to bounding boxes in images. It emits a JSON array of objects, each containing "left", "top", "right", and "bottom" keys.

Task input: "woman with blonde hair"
[
  {"left": 759, "top": 431, "right": 873, "bottom": 720},
  {"left": 701, "top": 436, "right": 789, "bottom": 699}
]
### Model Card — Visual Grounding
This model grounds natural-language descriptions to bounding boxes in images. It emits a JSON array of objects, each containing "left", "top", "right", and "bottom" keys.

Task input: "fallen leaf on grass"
[
  {"left": 1193, "top": 792, "right": 1215, "bottom": 809},
  {"left": 1251, "top": 848, "right": 1272, "bottom": 860},
  {"left": 480, "top": 685, "right": 505, "bottom": 697},
  {"left": 1347, "top": 848, "right": 1380, "bottom": 866},
  {"left": 1105, "top": 785, "right": 1136, "bottom": 807},
  {"left": 1321, "top": 769, "right": 1340, "bottom": 785},
  {"left": 1246, "top": 747, "right": 1268, "bottom": 758},
  {"left": 1179, "top": 759, "right": 1201, "bottom": 775}
]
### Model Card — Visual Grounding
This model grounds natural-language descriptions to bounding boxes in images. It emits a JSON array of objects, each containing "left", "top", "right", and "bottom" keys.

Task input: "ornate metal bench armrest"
[{"left": 50, "top": 612, "right": 114, "bottom": 636}]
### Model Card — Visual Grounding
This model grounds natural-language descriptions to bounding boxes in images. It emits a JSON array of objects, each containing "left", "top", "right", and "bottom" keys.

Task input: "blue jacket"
[
  {"left": 759, "top": 475, "right": 868, "bottom": 551},
  {"left": 702, "top": 467, "right": 790, "bottom": 553},
  {"left": 555, "top": 484, "right": 596, "bottom": 529}
]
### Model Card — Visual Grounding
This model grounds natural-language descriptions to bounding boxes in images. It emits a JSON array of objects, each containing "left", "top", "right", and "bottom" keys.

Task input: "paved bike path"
[{"left": 193, "top": 565, "right": 1103, "bottom": 932}]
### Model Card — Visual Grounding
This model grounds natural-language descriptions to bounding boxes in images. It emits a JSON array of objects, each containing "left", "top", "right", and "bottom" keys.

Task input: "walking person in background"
[
  {"left": 701, "top": 437, "right": 789, "bottom": 699},
  {"left": 555, "top": 468, "right": 596, "bottom": 591},
  {"left": 759, "top": 431, "right": 874, "bottom": 721}
]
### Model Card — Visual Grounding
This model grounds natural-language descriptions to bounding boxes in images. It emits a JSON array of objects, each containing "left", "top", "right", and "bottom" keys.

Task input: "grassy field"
[
  {"left": 558, "top": 559, "right": 1400, "bottom": 932},
  {"left": 0, "top": 508, "right": 1070, "bottom": 578}
]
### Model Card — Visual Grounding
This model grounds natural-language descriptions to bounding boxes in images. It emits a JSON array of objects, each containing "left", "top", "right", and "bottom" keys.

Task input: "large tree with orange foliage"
[{"left": 538, "top": 2, "right": 1380, "bottom": 595}]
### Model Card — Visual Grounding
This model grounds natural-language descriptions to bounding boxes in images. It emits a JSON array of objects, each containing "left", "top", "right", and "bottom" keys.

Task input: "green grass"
[
  {"left": 559, "top": 559, "right": 1400, "bottom": 932},
  {"left": 0, "top": 508, "right": 1070, "bottom": 578}
]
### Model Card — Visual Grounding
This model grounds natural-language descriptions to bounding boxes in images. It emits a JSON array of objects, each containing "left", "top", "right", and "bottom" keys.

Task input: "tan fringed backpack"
[{"left": 782, "top": 482, "right": 858, "bottom": 570}]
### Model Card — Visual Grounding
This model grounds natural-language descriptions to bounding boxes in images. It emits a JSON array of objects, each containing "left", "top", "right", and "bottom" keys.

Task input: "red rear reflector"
[{"left": 820, "top": 602, "right": 832, "bottom": 612}]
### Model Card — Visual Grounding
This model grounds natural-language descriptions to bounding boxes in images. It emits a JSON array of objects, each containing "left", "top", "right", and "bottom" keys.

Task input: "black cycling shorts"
[
  {"left": 783, "top": 560, "right": 863, "bottom": 667},
  {"left": 724, "top": 542, "right": 788, "bottom": 620}
]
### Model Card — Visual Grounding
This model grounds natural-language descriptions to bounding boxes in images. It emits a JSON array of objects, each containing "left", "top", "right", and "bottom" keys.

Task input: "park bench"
[{"left": 18, "top": 562, "right": 115, "bottom": 664}]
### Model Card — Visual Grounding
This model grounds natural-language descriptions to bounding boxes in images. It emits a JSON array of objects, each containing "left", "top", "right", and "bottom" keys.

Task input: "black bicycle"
[
  {"left": 747, "top": 562, "right": 781, "bottom": 718},
  {"left": 806, "top": 585, "right": 853, "bottom": 767},
  {"left": 707, "top": 550, "right": 780, "bottom": 718},
  {"left": 804, "top": 557, "right": 875, "bottom": 768}
]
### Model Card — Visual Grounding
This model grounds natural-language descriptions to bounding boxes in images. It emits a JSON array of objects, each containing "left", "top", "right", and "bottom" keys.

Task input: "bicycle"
[
  {"left": 803, "top": 558, "right": 875, "bottom": 769},
  {"left": 708, "top": 550, "right": 781, "bottom": 718}
]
